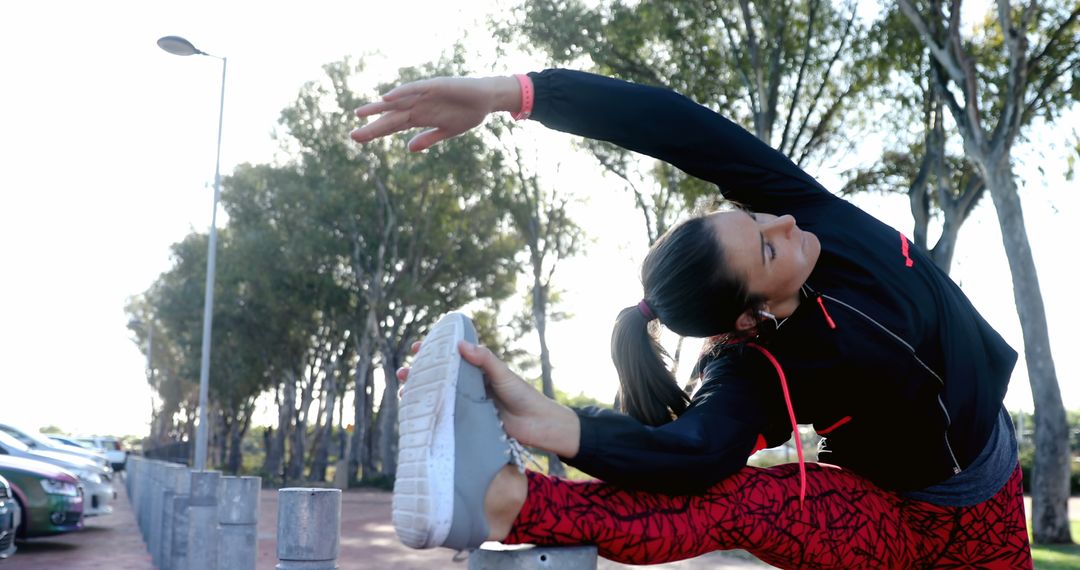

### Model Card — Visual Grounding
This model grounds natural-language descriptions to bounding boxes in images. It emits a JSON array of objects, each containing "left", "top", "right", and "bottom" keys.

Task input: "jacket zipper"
[{"left": 820, "top": 293, "right": 963, "bottom": 475}]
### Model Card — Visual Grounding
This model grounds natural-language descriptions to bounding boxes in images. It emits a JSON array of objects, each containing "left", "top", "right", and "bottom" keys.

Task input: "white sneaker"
[{"left": 393, "top": 312, "right": 524, "bottom": 551}]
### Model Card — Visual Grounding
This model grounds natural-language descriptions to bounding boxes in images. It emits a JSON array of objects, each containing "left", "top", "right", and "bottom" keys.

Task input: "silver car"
[{"left": 0, "top": 431, "right": 113, "bottom": 517}]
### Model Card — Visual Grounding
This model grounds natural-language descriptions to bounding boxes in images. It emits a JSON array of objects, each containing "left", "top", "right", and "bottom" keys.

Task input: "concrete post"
[
  {"left": 468, "top": 545, "right": 599, "bottom": 569},
  {"left": 186, "top": 470, "right": 221, "bottom": 570},
  {"left": 276, "top": 488, "right": 341, "bottom": 570},
  {"left": 150, "top": 461, "right": 166, "bottom": 566},
  {"left": 168, "top": 467, "right": 193, "bottom": 570},
  {"left": 137, "top": 458, "right": 152, "bottom": 539},
  {"left": 125, "top": 456, "right": 136, "bottom": 500},
  {"left": 160, "top": 464, "right": 187, "bottom": 570},
  {"left": 217, "top": 476, "right": 261, "bottom": 570}
]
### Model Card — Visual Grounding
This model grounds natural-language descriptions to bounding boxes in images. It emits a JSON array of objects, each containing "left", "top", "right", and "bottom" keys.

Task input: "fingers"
[
  {"left": 379, "top": 80, "right": 431, "bottom": 103},
  {"left": 350, "top": 109, "right": 413, "bottom": 144},
  {"left": 408, "top": 128, "right": 452, "bottom": 152},
  {"left": 458, "top": 341, "right": 513, "bottom": 382},
  {"left": 353, "top": 98, "right": 397, "bottom": 119}
]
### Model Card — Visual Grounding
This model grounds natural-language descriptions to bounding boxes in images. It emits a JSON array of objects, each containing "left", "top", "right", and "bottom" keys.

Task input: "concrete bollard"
[
  {"left": 160, "top": 464, "right": 188, "bottom": 570},
  {"left": 150, "top": 461, "right": 167, "bottom": 566},
  {"left": 468, "top": 545, "right": 599, "bottom": 569},
  {"left": 186, "top": 470, "right": 221, "bottom": 570},
  {"left": 137, "top": 459, "right": 152, "bottom": 540},
  {"left": 276, "top": 488, "right": 341, "bottom": 570},
  {"left": 217, "top": 476, "right": 261, "bottom": 570},
  {"left": 168, "top": 467, "right": 193, "bottom": 570}
]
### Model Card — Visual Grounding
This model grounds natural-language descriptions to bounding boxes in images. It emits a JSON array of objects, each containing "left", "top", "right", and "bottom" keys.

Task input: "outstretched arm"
[
  {"left": 528, "top": 69, "right": 832, "bottom": 212},
  {"left": 352, "top": 69, "right": 833, "bottom": 212}
]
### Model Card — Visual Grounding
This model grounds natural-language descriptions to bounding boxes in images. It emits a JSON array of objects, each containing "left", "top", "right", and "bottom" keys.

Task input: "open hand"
[{"left": 351, "top": 76, "right": 515, "bottom": 152}]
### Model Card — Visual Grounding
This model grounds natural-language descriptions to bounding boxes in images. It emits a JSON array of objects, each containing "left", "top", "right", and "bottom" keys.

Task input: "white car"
[
  {"left": 70, "top": 436, "right": 128, "bottom": 471},
  {"left": 0, "top": 424, "right": 109, "bottom": 471},
  {"left": 0, "top": 431, "right": 113, "bottom": 517}
]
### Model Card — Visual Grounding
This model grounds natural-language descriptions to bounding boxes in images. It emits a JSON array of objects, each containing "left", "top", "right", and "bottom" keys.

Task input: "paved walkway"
[
  {"left": 255, "top": 487, "right": 769, "bottom": 569},
  {"left": 15, "top": 476, "right": 1078, "bottom": 569},
  {"left": 5, "top": 476, "right": 764, "bottom": 569}
]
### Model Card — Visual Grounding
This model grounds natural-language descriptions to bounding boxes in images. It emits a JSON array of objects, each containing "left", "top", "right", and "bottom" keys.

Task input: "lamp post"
[{"left": 157, "top": 35, "right": 226, "bottom": 471}]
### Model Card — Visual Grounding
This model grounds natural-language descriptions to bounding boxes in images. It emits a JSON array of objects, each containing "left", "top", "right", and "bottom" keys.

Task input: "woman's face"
[{"left": 708, "top": 210, "right": 821, "bottom": 315}]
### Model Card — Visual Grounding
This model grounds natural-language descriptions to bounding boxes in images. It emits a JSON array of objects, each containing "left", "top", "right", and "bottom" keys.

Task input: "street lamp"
[{"left": 157, "top": 35, "right": 227, "bottom": 471}]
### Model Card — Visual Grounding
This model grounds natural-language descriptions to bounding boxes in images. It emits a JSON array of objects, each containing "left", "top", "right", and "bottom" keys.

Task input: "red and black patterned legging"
[{"left": 504, "top": 462, "right": 1032, "bottom": 569}]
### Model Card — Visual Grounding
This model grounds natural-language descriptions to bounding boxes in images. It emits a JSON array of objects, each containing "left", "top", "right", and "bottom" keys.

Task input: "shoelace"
[{"left": 494, "top": 410, "right": 543, "bottom": 473}]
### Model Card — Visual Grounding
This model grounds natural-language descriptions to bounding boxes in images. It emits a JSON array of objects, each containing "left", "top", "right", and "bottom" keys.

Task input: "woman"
[{"left": 352, "top": 69, "right": 1032, "bottom": 569}]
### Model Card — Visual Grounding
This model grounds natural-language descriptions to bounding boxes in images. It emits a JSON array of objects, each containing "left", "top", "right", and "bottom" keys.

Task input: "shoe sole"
[{"left": 393, "top": 313, "right": 466, "bottom": 549}]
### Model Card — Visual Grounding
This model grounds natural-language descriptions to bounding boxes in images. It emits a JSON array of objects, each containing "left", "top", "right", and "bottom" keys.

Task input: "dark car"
[
  {"left": 0, "top": 455, "right": 83, "bottom": 538},
  {"left": 0, "top": 474, "right": 18, "bottom": 558}
]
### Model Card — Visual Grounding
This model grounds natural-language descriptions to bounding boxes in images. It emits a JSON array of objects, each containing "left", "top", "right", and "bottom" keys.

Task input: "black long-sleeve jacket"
[{"left": 527, "top": 69, "right": 1018, "bottom": 495}]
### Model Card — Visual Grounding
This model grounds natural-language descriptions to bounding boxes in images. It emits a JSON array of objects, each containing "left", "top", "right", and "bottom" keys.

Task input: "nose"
[{"left": 766, "top": 214, "right": 796, "bottom": 237}]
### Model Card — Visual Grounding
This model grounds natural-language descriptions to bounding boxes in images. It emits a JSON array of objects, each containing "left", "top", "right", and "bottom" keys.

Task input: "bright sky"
[{"left": 1, "top": 1, "right": 1075, "bottom": 439}]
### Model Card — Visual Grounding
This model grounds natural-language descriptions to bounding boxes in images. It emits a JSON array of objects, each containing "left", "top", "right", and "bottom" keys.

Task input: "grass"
[{"left": 1029, "top": 520, "right": 1080, "bottom": 570}]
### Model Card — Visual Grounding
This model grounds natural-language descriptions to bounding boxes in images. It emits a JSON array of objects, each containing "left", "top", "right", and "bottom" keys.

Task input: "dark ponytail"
[
  {"left": 611, "top": 305, "right": 690, "bottom": 426},
  {"left": 611, "top": 213, "right": 764, "bottom": 426}
]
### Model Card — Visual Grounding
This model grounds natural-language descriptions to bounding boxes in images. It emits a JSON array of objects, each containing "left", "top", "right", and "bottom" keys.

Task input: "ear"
[{"left": 735, "top": 308, "right": 759, "bottom": 332}]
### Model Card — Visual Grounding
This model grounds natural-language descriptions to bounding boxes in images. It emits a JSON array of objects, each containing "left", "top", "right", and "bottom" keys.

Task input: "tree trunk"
[
  {"left": 272, "top": 371, "right": 296, "bottom": 486},
  {"left": 984, "top": 161, "right": 1071, "bottom": 544},
  {"left": 532, "top": 278, "right": 566, "bottom": 477},
  {"left": 262, "top": 384, "right": 282, "bottom": 479},
  {"left": 350, "top": 313, "right": 378, "bottom": 483},
  {"left": 930, "top": 206, "right": 963, "bottom": 273},
  {"left": 362, "top": 367, "right": 379, "bottom": 480},
  {"left": 226, "top": 404, "right": 253, "bottom": 476},
  {"left": 288, "top": 360, "right": 319, "bottom": 482},
  {"left": 374, "top": 356, "right": 400, "bottom": 478},
  {"left": 310, "top": 371, "right": 338, "bottom": 482},
  {"left": 287, "top": 409, "right": 307, "bottom": 482}
]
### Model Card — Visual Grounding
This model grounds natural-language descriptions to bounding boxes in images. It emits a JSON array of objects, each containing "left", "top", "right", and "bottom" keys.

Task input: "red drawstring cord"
[
  {"left": 816, "top": 295, "right": 836, "bottom": 329},
  {"left": 900, "top": 232, "right": 915, "bottom": 267},
  {"left": 747, "top": 343, "right": 805, "bottom": 510}
]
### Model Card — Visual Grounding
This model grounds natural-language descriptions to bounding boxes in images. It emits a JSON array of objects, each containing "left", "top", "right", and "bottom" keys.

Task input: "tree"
[
  {"left": 898, "top": 0, "right": 1080, "bottom": 544},
  {"left": 264, "top": 53, "right": 523, "bottom": 483},
  {"left": 841, "top": 7, "right": 987, "bottom": 272},
  {"left": 494, "top": 140, "right": 585, "bottom": 476}
]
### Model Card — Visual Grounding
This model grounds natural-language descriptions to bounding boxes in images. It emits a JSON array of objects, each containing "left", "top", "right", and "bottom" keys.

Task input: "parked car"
[
  {"left": 0, "top": 474, "right": 19, "bottom": 558},
  {"left": 0, "top": 431, "right": 112, "bottom": 517},
  {"left": 70, "top": 435, "right": 128, "bottom": 471},
  {"left": 0, "top": 424, "right": 109, "bottom": 470},
  {"left": 46, "top": 434, "right": 94, "bottom": 451},
  {"left": 0, "top": 455, "right": 83, "bottom": 538}
]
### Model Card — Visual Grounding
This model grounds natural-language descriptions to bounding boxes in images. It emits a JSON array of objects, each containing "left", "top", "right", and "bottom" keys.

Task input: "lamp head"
[{"left": 157, "top": 36, "right": 202, "bottom": 56}]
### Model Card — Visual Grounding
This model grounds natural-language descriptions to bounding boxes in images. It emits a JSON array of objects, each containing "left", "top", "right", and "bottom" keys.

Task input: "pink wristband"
[{"left": 512, "top": 73, "right": 534, "bottom": 121}]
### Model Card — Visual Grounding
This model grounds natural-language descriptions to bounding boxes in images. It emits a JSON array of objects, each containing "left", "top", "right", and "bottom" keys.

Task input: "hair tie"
[{"left": 637, "top": 299, "right": 656, "bottom": 321}]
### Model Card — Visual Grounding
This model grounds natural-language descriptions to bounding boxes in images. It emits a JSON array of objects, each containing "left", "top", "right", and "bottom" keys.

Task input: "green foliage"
[
  {"left": 554, "top": 387, "right": 611, "bottom": 410},
  {"left": 495, "top": 0, "right": 886, "bottom": 245},
  {"left": 503, "top": 0, "right": 881, "bottom": 164}
]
